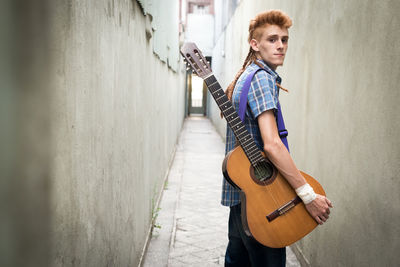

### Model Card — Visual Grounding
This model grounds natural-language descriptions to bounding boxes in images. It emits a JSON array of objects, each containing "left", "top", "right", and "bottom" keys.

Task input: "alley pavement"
[{"left": 142, "top": 116, "right": 300, "bottom": 267}]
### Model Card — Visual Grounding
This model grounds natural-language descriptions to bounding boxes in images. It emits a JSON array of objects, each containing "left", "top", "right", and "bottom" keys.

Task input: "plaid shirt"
[{"left": 221, "top": 60, "right": 282, "bottom": 206}]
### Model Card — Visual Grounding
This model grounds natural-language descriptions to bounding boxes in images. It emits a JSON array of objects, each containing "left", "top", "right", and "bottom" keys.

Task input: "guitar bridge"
[{"left": 266, "top": 196, "right": 302, "bottom": 222}]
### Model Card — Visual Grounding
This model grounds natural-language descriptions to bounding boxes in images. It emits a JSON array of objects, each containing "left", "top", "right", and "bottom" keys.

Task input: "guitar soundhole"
[{"left": 251, "top": 160, "right": 276, "bottom": 185}]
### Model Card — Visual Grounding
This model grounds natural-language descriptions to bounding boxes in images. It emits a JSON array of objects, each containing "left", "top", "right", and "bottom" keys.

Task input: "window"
[{"left": 192, "top": 4, "right": 209, "bottom": 14}]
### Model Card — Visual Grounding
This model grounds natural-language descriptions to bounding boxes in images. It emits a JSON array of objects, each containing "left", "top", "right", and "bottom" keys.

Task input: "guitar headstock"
[{"left": 180, "top": 42, "right": 212, "bottom": 79}]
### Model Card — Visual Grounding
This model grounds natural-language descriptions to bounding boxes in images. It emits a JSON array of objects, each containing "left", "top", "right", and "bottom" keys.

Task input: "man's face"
[{"left": 250, "top": 24, "right": 289, "bottom": 70}]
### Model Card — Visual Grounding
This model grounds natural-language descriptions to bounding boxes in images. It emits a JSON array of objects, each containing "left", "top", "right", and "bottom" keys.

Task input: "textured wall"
[
  {"left": 137, "top": 0, "right": 181, "bottom": 71},
  {"left": 1, "top": 0, "right": 185, "bottom": 266},
  {"left": 210, "top": 0, "right": 400, "bottom": 266},
  {"left": 48, "top": 0, "right": 185, "bottom": 265}
]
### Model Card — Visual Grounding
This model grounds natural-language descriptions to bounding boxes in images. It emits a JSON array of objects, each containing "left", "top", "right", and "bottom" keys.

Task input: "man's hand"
[{"left": 305, "top": 194, "right": 333, "bottom": 225}]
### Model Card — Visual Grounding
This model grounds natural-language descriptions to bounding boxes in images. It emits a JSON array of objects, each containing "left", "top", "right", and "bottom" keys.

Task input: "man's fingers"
[{"left": 326, "top": 198, "right": 333, "bottom": 208}]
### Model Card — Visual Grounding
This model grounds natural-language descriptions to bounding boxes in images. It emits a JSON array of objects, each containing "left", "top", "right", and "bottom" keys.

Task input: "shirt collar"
[{"left": 255, "top": 59, "right": 282, "bottom": 83}]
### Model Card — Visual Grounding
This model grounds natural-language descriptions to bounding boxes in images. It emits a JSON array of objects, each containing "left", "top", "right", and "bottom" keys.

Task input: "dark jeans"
[{"left": 225, "top": 204, "right": 286, "bottom": 267}]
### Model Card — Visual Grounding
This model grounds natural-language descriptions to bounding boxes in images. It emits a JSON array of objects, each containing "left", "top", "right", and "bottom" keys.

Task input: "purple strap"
[
  {"left": 238, "top": 67, "right": 290, "bottom": 151},
  {"left": 275, "top": 102, "right": 289, "bottom": 151}
]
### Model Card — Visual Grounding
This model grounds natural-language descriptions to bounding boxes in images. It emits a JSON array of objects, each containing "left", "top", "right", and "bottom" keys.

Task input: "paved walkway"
[{"left": 142, "top": 117, "right": 300, "bottom": 267}]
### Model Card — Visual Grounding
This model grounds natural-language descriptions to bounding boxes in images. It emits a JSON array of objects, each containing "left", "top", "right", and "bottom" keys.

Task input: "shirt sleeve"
[{"left": 247, "top": 70, "right": 277, "bottom": 119}]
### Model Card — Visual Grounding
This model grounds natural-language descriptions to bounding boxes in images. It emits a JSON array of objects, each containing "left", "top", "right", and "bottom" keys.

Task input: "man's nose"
[{"left": 277, "top": 40, "right": 283, "bottom": 49}]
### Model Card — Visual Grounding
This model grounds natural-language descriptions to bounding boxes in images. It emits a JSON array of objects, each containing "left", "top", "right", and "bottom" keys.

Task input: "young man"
[{"left": 222, "top": 10, "right": 332, "bottom": 266}]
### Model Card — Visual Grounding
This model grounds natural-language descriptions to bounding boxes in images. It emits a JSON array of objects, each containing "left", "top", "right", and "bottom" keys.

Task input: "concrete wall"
[
  {"left": 210, "top": 0, "right": 400, "bottom": 266},
  {"left": 1, "top": 0, "right": 185, "bottom": 266},
  {"left": 138, "top": 0, "right": 181, "bottom": 71},
  {"left": 213, "top": 0, "right": 241, "bottom": 45}
]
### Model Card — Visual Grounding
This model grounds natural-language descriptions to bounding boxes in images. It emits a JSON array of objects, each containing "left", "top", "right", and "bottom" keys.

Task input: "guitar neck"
[{"left": 204, "top": 74, "right": 263, "bottom": 165}]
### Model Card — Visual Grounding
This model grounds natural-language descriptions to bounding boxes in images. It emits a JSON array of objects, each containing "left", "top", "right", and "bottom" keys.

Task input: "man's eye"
[{"left": 268, "top": 38, "right": 276, "bottom": 43}]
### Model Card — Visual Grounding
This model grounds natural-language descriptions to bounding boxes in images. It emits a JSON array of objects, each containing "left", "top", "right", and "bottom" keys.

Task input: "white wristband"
[{"left": 295, "top": 183, "right": 317, "bottom": 205}]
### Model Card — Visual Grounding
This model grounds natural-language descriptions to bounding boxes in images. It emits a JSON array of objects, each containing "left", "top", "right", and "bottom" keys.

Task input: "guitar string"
[
  {"left": 256, "top": 156, "right": 280, "bottom": 209},
  {"left": 239, "top": 142, "right": 282, "bottom": 213}
]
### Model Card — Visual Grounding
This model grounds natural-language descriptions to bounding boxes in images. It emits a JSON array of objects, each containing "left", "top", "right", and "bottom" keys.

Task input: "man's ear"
[{"left": 249, "top": 39, "right": 259, "bottom": 52}]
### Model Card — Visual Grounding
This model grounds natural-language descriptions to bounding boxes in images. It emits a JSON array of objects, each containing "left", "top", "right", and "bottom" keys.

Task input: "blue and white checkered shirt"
[{"left": 221, "top": 59, "right": 282, "bottom": 207}]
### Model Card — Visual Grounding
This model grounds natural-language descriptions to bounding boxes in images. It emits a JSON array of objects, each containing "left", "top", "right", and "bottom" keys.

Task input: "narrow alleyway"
[{"left": 142, "top": 116, "right": 300, "bottom": 266}]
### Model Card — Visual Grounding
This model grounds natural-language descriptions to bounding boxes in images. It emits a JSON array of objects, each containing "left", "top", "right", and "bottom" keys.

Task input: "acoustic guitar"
[{"left": 180, "top": 42, "right": 326, "bottom": 248}]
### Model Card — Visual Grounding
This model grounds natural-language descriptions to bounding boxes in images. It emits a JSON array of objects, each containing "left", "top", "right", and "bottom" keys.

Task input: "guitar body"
[{"left": 223, "top": 145, "right": 326, "bottom": 248}]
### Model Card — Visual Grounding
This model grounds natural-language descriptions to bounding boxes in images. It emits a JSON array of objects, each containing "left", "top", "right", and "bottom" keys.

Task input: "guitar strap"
[{"left": 238, "top": 66, "right": 290, "bottom": 152}]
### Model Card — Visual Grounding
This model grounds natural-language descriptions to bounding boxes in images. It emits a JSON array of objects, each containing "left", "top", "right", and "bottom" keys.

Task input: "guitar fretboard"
[{"left": 204, "top": 75, "right": 264, "bottom": 166}]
